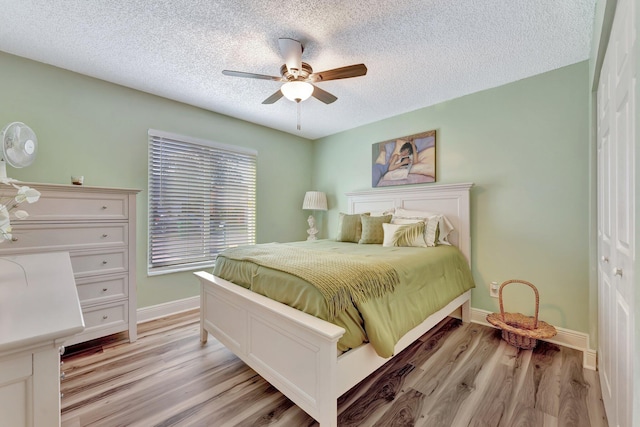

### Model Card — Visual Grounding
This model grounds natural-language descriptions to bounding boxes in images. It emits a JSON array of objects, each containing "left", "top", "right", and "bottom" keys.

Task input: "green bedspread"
[
  {"left": 217, "top": 243, "right": 399, "bottom": 319},
  {"left": 213, "top": 240, "right": 475, "bottom": 358}
]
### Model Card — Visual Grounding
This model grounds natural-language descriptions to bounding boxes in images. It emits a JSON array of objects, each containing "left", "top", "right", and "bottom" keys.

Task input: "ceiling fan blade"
[
  {"left": 222, "top": 70, "right": 283, "bottom": 81},
  {"left": 311, "top": 85, "right": 337, "bottom": 104},
  {"left": 278, "top": 38, "right": 303, "bottom": 77},
  {"left": 262, "top": 89, "right": 284, "bottom": 104},
  {"left": 310, "top": 64, "right": 367, "bottom": 82}
]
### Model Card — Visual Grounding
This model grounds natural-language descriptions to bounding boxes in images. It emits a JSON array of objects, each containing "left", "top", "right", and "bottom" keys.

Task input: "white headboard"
[{"left": 346, "top": 182, "right": 473, "bottom": 263}]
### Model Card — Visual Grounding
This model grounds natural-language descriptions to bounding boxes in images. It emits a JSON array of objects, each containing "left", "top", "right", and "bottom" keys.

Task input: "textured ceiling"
[{"left": 0, "top": 0, "right": 596, "bottom": 140}]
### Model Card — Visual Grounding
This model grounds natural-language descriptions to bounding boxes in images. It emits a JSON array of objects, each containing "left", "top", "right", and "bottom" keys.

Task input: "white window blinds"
[{"left": 148, "top": 129, "right": 257, "bottom": 275}]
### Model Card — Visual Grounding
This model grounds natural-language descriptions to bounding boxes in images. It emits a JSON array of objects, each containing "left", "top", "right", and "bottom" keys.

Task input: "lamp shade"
[
  {"left": 281, "top": 81, "right": 314, "bottom": 102},
  {"left": 302, "top": 191, "right": 327, "bottom": 211}
]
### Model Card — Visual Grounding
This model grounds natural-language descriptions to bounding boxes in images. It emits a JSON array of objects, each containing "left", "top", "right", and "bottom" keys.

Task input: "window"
[{"left": 148, "top": 129, "right": 256, "bottom": 275}]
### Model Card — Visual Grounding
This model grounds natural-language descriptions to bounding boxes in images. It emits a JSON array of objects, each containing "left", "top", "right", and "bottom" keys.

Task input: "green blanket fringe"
[{"left": 218, "top": 243, "right": 400, "bottom": 319}]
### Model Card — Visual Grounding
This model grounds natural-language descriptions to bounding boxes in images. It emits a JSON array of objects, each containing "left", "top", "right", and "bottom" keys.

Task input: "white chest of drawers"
[{"left": 0, "top": 183, "right": 140, "bottom": 346}]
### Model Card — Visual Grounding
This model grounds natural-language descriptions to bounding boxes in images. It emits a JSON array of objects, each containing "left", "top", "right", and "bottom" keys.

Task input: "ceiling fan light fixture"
[{"left": 281, "top": 81, "right": 314, "bottom": 102}]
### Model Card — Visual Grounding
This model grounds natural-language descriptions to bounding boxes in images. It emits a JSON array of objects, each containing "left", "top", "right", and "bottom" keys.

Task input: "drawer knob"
[
  {"left": 102, "top": 260, "right": 108, "bottom": 265},
  {"left": 10, "top": 237, "right": 18, "bottom": 242},
  {"left": 102, "top": 288, "right": 108, "bottom": 292},
  {"left": 102, "top": 315, "right": 109, "bottom": 320},
  {"left": 102, "top": 234, "right": 108, "bottom": 238},
  {"left": 102, "top": 205, "right": 108, "bottom": 210}
]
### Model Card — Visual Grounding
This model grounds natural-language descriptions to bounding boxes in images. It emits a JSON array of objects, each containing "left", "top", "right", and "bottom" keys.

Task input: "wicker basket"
[{"left": 486, "top": 280, "right": 557, "bottom": 350}]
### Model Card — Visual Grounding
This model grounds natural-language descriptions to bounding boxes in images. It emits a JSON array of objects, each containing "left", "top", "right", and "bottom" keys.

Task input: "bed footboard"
[{"left": 195, "top": 271, "right": 345, "bottom": 427}]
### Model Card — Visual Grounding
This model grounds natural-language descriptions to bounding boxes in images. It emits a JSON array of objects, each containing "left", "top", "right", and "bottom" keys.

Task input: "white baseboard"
[
  {"left": 137, "top": 295, "right": 200, "bottom": 324},
  {"left": 136, "top": 298, "right": 598, "bottom": 370},
  {"left": 471, "top": 308, "right": 597, "bottom": 370}
]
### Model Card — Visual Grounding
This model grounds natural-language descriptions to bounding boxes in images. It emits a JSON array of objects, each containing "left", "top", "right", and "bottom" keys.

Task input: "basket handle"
[{"left": 498, "top": 279, "right": 539, "bottom": 329}]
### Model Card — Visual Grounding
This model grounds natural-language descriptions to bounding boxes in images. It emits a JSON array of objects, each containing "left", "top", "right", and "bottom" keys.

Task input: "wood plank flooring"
[{"left": 60, "top": 310, "right": 608, "bottom": 427}]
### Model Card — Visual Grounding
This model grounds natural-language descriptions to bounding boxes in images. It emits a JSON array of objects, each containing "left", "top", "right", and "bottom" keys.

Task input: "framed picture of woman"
[{"left": 371, "top": 130, "right": 436, "bottom": 187}]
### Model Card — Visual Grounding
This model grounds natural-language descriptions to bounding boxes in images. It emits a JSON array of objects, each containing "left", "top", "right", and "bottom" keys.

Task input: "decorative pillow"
[
  {"left": 336, "top": 212, "right": 370, "bottom": 243},
  {"left": 358, "top": 214, "right": 392, "bottom": 244},
  {"left": 392, "top": 216, "right": 439, "bottom": 246},
  {"left": 369, "top": 208, "right": 395, "bottom": 217},
  {"left": 382, "top": 222, "right": 427, "bottom": 247},
  {"left": 390, "top": 217, "right": 421, "bottom": 225},
  {"left": 393, "top": 207, "right": 454, "bottom": 245}
]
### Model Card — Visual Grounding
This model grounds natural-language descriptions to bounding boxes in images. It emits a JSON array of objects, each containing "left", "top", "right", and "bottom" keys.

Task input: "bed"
[{"left": 195, "top": 182, "right": 474, "bottom": 426}]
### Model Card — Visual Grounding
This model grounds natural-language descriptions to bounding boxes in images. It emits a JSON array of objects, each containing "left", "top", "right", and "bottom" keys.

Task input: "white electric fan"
[{"left": 0, "top": 122, "right": 38, "bottom": 179}]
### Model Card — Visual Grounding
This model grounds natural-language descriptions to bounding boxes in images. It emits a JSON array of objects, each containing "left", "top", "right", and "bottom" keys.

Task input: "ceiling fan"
[{"left": 222, "top": 38, "right": 367, "bottom": 129}]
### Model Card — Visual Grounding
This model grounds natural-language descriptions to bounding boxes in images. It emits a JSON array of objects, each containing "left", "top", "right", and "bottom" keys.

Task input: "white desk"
[{"left": 0, "top": 252, "right": 84, "bottom": 427}]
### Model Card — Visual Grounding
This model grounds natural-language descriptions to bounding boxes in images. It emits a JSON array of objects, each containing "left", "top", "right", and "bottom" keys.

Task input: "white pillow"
[
  {"left": 391, "top": 217, "right": 421, "bottom": 225},
  {"left": 392, "top": 216, "right": 439, "bottom": 247},
  {"left": 393, "top": 207, "right": 454, "bottom": 245},
  {"left": 382, "top": 222, "right": 428, "bottom": 247},
  {"left": 369, "top": 209, "right": 395, "bottom": 217}
]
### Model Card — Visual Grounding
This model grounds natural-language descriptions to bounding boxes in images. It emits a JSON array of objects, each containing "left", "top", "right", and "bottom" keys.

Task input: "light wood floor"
[{"left": 61, "top": 310, "right": 608, "bottom": 427}]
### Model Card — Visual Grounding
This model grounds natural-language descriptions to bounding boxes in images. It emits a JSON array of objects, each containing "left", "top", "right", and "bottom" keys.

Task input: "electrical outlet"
[{"left": 489, "top": 281, "right": 499, "bottom": 298}]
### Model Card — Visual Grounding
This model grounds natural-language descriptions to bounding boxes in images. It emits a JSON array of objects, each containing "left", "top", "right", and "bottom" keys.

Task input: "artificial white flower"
[
  {"left": 13, "top": 210, "right": 29, "bottom": 220},
  {"left": 0, "top": 207, "right": 11, "bottom": 241},
  {"left": 0, "top": 177, "right": 18, "bottom": 185},
  {"left": 0, "top": 206, "right": 9, "bottom": 221},
  {"left": 1, "top": 180, "right": 40, "bottom": 242},
  {"left": 13, "top": 185, "right": 41, "bottom": 204}
]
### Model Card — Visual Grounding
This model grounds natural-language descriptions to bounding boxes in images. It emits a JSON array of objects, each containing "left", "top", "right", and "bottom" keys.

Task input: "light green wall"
[
  {"left": 0, "top": 51, "right": 313, "bottom": 308},
  {"left": 313, "top": 62, "right": 590, "bottom": 334}
]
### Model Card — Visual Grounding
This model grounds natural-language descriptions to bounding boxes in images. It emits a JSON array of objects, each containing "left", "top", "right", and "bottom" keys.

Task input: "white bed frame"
[{"left": 195, "top": 182, "right": 473, "bottom": 426}]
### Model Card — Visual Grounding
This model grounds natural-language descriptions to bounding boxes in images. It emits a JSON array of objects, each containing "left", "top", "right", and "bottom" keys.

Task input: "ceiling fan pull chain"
[{"left": 297, "top": 101, "right": 302, "bottom": 131}]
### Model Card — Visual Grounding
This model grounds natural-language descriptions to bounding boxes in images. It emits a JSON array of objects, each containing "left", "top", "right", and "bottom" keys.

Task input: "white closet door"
[
  {"left": 597, "top": 52, "right": 614, "bottom": 417},
  {"left": 597, "top": 0, "right": 636, "bottom": 425}
]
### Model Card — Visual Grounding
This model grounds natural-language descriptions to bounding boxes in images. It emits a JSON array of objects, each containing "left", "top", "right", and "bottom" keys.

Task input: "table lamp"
[{"left": 302, "top": 191, "right": 327, "bottom": 240}]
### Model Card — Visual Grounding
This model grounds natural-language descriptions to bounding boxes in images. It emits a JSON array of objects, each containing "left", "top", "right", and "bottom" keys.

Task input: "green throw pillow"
[
  {"left": 336, "top": 212, "right": 370, "bottom": 242},
  {"left": 358, "top": 214, "right": 393, "bottom": 244}
]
